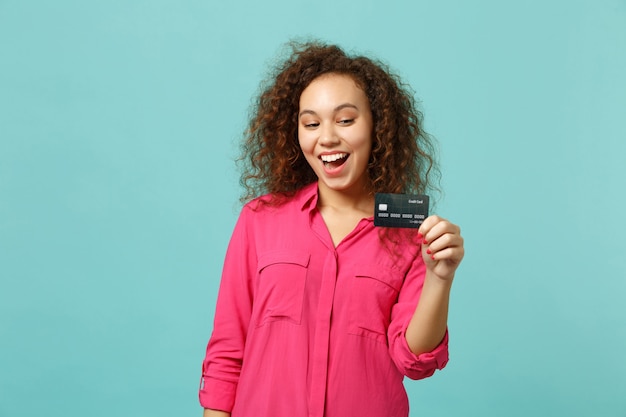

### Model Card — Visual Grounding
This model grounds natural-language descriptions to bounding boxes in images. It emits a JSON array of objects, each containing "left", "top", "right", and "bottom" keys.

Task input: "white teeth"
[{"left": 320, "top": 153, "right": 348, "bottom": 162}]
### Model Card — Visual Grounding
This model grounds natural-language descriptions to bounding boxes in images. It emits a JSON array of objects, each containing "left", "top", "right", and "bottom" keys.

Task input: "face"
[{"left": 298, "top": 73, "right": 373, "bottom": 197}]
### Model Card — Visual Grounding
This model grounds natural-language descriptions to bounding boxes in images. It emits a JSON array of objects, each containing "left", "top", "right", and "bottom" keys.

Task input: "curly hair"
[{"left": 238, "top": 40, "right": 440, "bottom": 205}]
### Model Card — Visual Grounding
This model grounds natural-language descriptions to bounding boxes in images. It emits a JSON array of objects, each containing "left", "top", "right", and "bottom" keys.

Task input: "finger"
[
  {"left": 418, "top": 215, "right": 442, "bottom": 240},
  {"left": 429, "top": 245, "right": 465, "bottom": 264},
  {"left": 421, "top": 218, "right": 460, "bottom": 244},
  {"left": 426, "top": 233, "right": 464, "bottom": 255}
]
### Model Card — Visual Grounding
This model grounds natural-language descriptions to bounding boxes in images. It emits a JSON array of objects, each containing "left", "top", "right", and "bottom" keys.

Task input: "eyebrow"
[{"left": 299, "top": 103, "right": 359, "bottom": 118}]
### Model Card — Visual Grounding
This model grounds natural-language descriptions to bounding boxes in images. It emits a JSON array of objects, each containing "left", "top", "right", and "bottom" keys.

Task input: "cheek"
[
  {"left": 297, "top": 132, "right": 314, "bottom": 154},
  {"left": 296, "top": 127, "right": 304, "bottom": 147},
  {"left": 355, "top": 133, "right": 373, "bottom": 156}
]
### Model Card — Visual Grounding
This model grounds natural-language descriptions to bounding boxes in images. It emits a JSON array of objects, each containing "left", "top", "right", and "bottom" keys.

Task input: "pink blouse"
[{"left": 199, "top": 183, "right": 449, "bottom": 417}]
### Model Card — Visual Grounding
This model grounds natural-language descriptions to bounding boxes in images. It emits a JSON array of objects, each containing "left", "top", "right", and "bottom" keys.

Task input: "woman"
[{"left": 199, "top": 41, "right": 464, "bottom": 417}]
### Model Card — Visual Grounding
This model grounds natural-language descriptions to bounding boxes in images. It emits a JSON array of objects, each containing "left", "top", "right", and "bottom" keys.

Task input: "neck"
[{"left": 316, "top": 181, "right": 374, "bottom": 215}]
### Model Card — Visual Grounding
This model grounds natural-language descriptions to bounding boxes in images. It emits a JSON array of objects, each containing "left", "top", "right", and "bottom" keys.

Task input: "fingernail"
[
  {"left": 431, "top": 255, "right": 436, "bottom": 260},
  {"left": 423, "top": 239, "right": 428, "bottom": 244},
  {"left": 426, "top": 248, "right": 432, "bottom": 255},
  {"left": 417, "top": 233, "right": 423, "bottom": 240}
]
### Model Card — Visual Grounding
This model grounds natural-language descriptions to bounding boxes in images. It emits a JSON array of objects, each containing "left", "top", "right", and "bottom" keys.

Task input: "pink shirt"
[{"left": 199, "top": 183, "right": 449, "bottom": 417}]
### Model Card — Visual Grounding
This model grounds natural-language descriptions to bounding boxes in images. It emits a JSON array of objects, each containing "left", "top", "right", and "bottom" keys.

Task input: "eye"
[
  {"left": 303, "top": 122, "right": 319, "bottom": 128},
  {"left": 337, "top": 119, "right": 354, "bottom": 125}
]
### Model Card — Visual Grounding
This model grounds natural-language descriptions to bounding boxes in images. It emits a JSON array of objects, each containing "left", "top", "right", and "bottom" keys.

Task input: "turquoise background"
[{"left": 1, "top": 0, "right": 625, "bottom": 416}]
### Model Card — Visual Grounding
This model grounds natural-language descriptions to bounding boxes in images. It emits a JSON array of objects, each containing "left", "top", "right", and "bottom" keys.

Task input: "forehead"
[{"left": 299, "top": 73, "right": 368, "bottom": 107}]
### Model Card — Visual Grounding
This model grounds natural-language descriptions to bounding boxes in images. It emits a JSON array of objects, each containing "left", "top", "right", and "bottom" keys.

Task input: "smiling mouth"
[{"left": 320, "top": 153, "right": 349, "bottom": 169}]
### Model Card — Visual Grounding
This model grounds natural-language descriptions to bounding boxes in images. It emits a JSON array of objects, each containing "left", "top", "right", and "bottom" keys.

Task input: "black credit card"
[{"left": 374, "top": 193, "right": 429, "bottom": 228}]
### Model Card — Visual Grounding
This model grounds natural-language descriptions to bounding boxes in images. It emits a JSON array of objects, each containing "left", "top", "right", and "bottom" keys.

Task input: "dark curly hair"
[{"left": 238, "top": 40, "right": 440, "bottom": 205}]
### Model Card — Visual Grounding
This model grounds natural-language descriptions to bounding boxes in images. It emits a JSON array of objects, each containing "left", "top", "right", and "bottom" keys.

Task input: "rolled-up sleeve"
[
  {"left": 391, "top": 329, "right": 449, "bottom": 380},
  {"left": 387, "top": 252, "right": 450, "bottom": 380},
  {"left": 199, "top": 207, "right": 255, "bottom": 410}
]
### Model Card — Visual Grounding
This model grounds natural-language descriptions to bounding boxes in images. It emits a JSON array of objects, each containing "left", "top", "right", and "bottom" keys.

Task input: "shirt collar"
[{"left": 298, "top": 182, "right": 319, "bottom": 212}]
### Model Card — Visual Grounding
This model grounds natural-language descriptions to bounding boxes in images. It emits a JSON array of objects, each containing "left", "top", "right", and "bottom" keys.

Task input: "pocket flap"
[
  {"left": 355, "top": 264, "right": 404, "bottom": 292},
  {"left": 257, "top": 250, "right": 311, "bottom": 272}
]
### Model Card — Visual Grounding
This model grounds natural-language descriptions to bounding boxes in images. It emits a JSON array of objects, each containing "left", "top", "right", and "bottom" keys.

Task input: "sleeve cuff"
[
  {"left": 198, "top": 376, "right": 237, "bottom": 412},
  {"left": 393, "top": 330, "right": 449, "bottom": 380}
]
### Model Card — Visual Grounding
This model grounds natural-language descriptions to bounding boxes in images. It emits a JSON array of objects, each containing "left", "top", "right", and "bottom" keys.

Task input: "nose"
[{"left": 319, "top": 123, "right": 340, "bottom": 147}]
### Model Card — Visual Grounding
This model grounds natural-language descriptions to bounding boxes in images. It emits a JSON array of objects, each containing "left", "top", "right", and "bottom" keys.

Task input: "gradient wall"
[{"left": 1, "top": 1, "right": 625, "bottom": 416}]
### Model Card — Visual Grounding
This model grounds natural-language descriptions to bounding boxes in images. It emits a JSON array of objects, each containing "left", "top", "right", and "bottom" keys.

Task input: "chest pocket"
[
  {"left": 255, "top": 250, "right": 310, "bottom": 327},
  {"left": 348, "top": 264, "right": 405, "bottom": 344}
]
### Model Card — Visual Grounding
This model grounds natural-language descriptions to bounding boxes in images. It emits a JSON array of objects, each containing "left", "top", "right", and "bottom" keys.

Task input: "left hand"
[{"left": 418, "top": 215, "right": 465, "bottom": 281}]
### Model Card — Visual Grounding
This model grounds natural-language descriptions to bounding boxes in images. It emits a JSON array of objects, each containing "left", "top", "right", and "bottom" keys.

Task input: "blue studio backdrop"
[{"left": 1, "top": 1, "right": 625, "bottom": 416}]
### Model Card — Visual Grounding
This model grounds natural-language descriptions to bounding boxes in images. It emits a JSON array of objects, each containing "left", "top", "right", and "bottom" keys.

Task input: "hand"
[{"left": 418, "top": 215, "right": 464, "bottom": 281}]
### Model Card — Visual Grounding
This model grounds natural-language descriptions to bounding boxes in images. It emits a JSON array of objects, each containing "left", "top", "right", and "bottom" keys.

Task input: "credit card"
[{"left": 374, "top": 193, "right": 429, "bottom": 228}]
